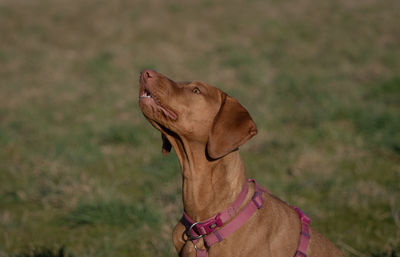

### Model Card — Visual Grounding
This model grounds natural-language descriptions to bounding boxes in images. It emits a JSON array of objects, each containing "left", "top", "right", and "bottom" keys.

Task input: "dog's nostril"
[{"left": 141, "top": 69, "right": 156, "bottom": 80}]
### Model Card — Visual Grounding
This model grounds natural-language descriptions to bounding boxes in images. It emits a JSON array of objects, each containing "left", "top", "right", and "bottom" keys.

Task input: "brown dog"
[{"left": 138, "top": 70, "right": 345, "bottom": 257}]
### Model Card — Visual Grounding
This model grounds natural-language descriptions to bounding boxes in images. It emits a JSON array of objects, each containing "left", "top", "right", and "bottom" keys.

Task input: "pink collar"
[{"left": 180, "top": 179, "right": 310, "bottom": 257}]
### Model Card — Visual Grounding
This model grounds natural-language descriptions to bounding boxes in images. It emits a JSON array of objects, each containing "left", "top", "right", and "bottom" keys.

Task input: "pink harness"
[{"left": 181, "top": 179, "right": 310, "bottom": 257}]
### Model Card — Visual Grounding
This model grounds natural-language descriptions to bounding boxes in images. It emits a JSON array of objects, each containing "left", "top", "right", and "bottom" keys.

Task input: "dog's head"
[{"left": 138, "top": 69, "right": 257, "bottom": 159}]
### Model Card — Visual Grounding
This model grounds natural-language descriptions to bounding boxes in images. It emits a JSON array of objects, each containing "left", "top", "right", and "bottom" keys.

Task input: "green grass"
[
  {"left": 0, "top": 0, "right": 399, "bottom": 256},
  {"left": 65, "top": 200, "right": 161, "bottom": 227}
]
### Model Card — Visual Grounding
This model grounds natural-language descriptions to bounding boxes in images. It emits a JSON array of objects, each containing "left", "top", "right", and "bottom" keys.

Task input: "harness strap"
[
  {"left": 181, "top": 179, "right": 311, "bottom": 257},
  {"left": 196, "top": 249, "right": 208, "bottom": 257},
  {"left": 293, "top": 207, "right": 311, "bottom": 257},
  {"left": 204, "top": 186, "right": 265, "bottom": 246}
]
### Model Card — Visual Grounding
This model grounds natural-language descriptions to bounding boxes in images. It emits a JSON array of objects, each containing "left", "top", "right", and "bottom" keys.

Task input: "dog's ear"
[
  {"left": 207, "top": 93, "right": 257, "bottom": 159},
  {"left": 161, "top": 133, "right": 172, "bottom": 156}
]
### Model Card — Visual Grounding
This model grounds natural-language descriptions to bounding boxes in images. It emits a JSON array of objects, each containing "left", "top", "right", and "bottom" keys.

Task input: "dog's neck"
[{"left": 167, "top": 134, "right": 246, "bottom": 221}]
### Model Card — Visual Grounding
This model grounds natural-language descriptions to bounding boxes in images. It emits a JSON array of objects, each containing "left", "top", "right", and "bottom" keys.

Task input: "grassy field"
[{"left": 0, "top": 0, "right": 399, "bottom": 256}]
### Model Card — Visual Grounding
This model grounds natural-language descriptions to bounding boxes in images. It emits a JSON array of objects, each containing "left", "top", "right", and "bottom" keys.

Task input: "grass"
[
  {"left": 0, "top": 0, "right": 399, "bottom": 256},
  {"left": 65, "top": 200, "right": 161, "bottom": 227},
  {"left": 11, "top": 247, "right": 73, "bottom": 257}
]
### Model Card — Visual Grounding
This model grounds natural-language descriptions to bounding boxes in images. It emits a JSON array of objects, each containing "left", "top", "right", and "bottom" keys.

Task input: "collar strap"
[
  {"left": 181, "top": 179, "right": 250, "bottom": 237},
  {"left": 181, "top": 179, "right": 268, "bottom": 243}
]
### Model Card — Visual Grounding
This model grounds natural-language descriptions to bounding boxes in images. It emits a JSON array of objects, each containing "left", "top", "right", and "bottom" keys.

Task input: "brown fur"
[{"left": 138, "top": 70, "right": 344, "bottom": 257}]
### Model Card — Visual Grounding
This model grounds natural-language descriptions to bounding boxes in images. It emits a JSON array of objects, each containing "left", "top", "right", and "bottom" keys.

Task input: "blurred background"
[{"left": 0, "top": 0, "right": 399, "bottom": 256}]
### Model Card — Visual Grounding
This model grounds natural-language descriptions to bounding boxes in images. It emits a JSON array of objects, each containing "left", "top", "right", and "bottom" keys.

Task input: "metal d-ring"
[
  {"left": 186, "top": 221, "right": 204, "bottom": 240},
  {"left": 193, "top": 241, "right": 199, "bottom": 251}
]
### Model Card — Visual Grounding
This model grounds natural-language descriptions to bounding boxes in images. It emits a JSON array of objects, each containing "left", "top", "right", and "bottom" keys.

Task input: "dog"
[{"left": 138, "top": 69, "right": 345, "bottom": 257}]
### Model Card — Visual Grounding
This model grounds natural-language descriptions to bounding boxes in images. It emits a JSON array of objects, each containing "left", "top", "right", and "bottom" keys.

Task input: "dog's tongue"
[{"left": 160, "top": 106, "right": 178, "bottom": 120}]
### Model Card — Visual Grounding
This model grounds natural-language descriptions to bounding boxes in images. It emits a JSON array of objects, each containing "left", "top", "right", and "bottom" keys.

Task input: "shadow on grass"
[
  {"left": 372, "top": 247, "right": 400, "bottom": 257},
  {"left": 11, "top": 247, "right": 73, "bottom": 257}
]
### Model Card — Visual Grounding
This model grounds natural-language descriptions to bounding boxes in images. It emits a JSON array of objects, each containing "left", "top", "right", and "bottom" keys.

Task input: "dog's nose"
[{"left": 140, "top": 69, "right": 157, "bottom": 81}]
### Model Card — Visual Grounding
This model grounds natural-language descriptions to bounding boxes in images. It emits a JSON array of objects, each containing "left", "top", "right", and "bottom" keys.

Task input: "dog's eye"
[{"left": 192, "top": 87, "right": 201, "bottom": 94}]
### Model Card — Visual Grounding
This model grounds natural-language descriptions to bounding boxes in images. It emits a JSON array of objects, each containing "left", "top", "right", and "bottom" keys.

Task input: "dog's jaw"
[{"left": 138, "top": 72, "right": 178, "bottom": 122}]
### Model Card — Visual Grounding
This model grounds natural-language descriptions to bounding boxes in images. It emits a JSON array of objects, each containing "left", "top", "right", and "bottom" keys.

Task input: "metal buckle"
[{"left": 186, "top": 221, "right": 205, "bottom": 240}]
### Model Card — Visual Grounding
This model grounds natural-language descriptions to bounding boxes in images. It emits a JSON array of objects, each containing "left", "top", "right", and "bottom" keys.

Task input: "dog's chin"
[
  {"left": 147, "top": 118, "right": 166, "bottom": 133},
  {"left": 140, "top": 112, "right": 172, "bottom": 135},
  {"left": 150, "top": 119, "right": 176, "bottom": 137}
]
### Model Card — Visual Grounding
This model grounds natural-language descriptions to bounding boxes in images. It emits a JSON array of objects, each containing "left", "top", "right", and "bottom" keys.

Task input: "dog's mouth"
[
  {"left": 139, "top": 89, "right": 152, "bottom": 99},
  {"left": 139, "top": 85, "right": 178, "bottom": 121}
]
